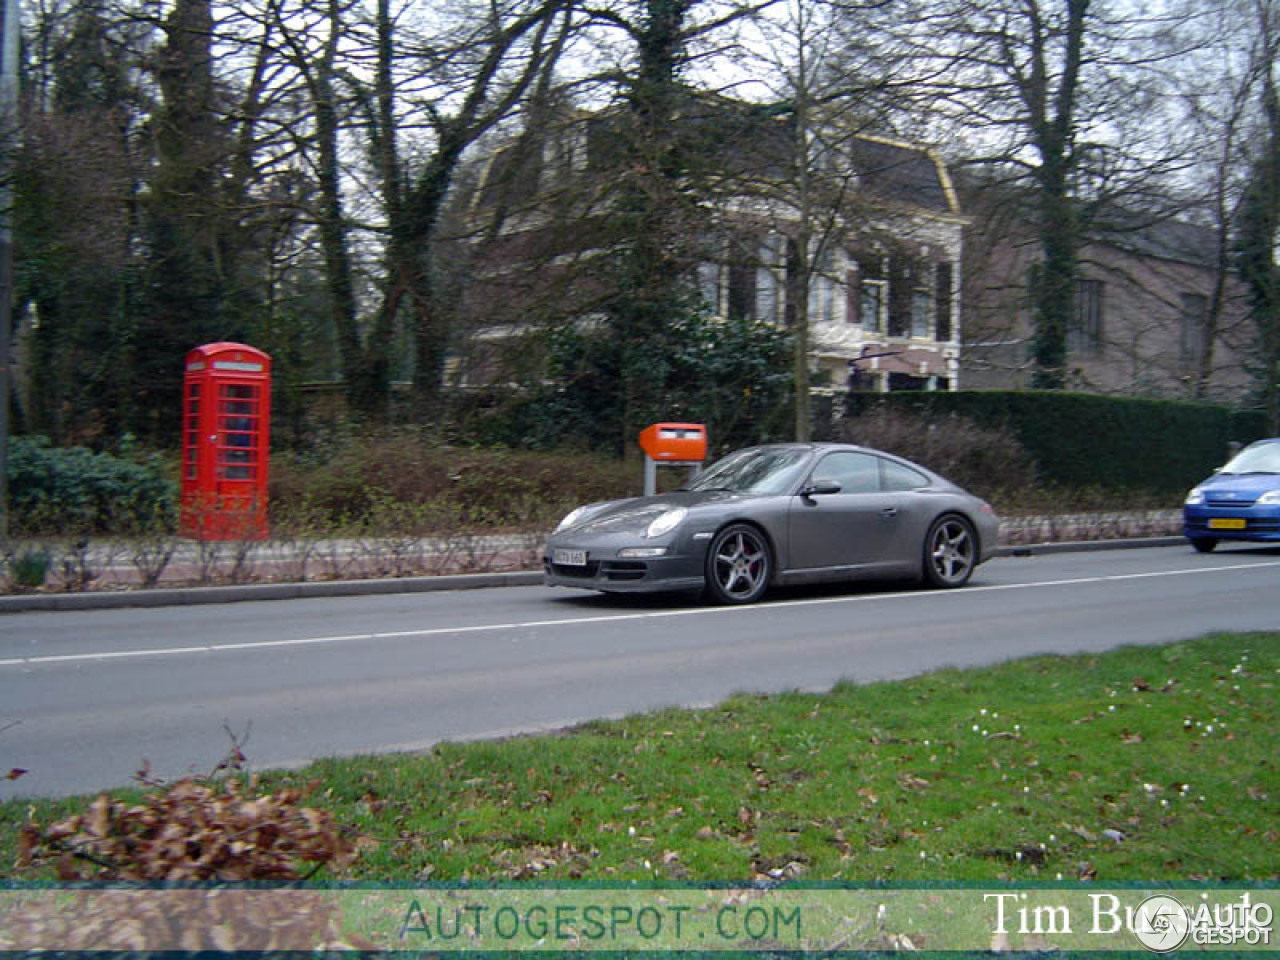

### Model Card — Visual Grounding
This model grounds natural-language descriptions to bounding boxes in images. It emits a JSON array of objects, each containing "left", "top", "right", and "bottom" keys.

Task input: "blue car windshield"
[
  {"left": 1220, "top": 441, "right": 1280, "bottom": 475},
  {"left": 686, "top": 448, "right": 811, "bottom": 495}
]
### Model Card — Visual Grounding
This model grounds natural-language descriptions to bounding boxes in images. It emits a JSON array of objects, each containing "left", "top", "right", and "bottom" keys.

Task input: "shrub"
[
  {"left": 269, "top": 432, "right": 639, "bottom": 529},
  {"left": 7, "top": 436, "right": 176, "bottom": 535},
  {"left": 6, "top": 546, "right": 51, "bottom": 590},
  {"left": 840, "top": 406, "right": 1038, "bottom": 503}
]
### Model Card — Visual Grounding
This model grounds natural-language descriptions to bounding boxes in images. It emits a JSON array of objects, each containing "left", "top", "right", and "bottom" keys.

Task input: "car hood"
[
  {"left": 1195, "top": 472, "right": 1280, "bottom": 499},
  {"left": 561, "top": 489, "right": 753, "bottom": 536}
]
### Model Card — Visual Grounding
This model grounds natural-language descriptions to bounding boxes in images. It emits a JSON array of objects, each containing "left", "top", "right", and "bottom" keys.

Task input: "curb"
[
  {"left": 0, "top": 536, "right": 1187, "bottom": 614},
  {"left": 0, "top": 570, "right": 546, "bottom": 613},
  {"left": 995, "top": 535, "right": 1185, "bottom": 557}
]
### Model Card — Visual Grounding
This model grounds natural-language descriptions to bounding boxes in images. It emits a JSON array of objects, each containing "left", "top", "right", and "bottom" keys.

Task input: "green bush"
[
  {"left": 7, "top": 436, "right": 177, "bottom": 535},
  {"left": 846, "top": 391, "right": 1268, "bottom": 494},
  {"left": 7, "top": 547, "right": 51, "bottom": 589}
]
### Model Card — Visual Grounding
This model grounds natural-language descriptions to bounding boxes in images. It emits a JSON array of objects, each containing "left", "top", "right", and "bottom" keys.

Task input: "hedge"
[{"left": 845, "top": 391, "right": 1269, "bottom": 493}]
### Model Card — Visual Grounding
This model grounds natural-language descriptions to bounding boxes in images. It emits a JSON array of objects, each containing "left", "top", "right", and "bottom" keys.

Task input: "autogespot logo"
[{"left": 1132, "top": 895, "right": 1191, "bottom": 953}]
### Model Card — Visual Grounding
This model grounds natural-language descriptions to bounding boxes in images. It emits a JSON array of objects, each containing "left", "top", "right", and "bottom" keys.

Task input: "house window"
[
  {"left": 727, "top": 259, "right": 756, "bottom": 321},
  {"left": 911, "top": 287, "right": 932, "bottom": 338},
  {"left": 860, "top": 280, "right": 886, "bottom": 333},
  {"left": 1069, "top": 278, "right": 1104, "bottom": 355},
  {"left": 889, "top": 372, "right": 929, "bottom": 391},
  {"left": 852, "top": 253, "right": 886, "bottom": 332},
  {"left": 756, "top": 235, "right": 784, "bottom": 324},
  {"left": 1180, "top": 292, "right": 1208, "bottom": 369},
  {"left": 935, "top": 262, "right": 953, "bottom": 342},
  {"left": 697, "top": 261, "right": 720, "bottom": 313},
  {"left": 808, "top": 248, "right": 840, "bottom": 325},
  {"left": 888, "top": 259, "right": 911, "bottom": 338}
]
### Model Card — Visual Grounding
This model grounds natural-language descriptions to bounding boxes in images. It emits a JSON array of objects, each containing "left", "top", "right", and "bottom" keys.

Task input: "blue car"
[{"left": 1183, "top": 437, "right": 1280, "bottom": 552}]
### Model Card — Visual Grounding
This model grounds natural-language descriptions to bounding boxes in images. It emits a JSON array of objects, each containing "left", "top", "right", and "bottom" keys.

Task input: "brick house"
[
  {"left": 961, "top": 199, "right": 1254, "bottom": 405},
  {"left": 456, "top": 98, "right": 967, "bottom": 401}
]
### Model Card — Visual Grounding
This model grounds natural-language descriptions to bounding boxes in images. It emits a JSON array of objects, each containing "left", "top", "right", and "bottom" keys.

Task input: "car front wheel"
[
  {"left": 705, "top": 524, "right": 771, "bottom": 604},
  {"left": 1189, "top": 537, "right": 1218, "bottom": 553},
  {"left": 923, "top": 514, "right": 977, "bottom": 588}
]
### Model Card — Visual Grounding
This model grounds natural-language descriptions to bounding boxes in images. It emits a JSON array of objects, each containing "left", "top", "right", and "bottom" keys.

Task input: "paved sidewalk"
[{"left": 0, "top": 512, "right": 1186, "bottom": 614}]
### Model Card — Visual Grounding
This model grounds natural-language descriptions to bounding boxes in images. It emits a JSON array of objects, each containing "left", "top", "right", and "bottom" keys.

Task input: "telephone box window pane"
[
  {"left": 226, "top": 432, "right": 254, "bottom": 448},
  {"left": 223, "top": 385, "right": 257, "bottom": 400},
  {"left": 221, "top": 400, "right": 256, "bottom": 415}
]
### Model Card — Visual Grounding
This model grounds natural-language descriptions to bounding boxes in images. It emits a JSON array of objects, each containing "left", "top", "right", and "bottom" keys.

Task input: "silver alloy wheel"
[
  {"left": 924, "top": 515, "right": 976, "bottom": 588},
  {"left": 707, "top": 524, "right": 770, "bottom": 603}
]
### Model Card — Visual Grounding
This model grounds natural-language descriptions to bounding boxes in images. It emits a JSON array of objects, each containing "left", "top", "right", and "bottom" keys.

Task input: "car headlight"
[
  {"left": 1184, "top": 488, "right": 1205, "bottom": 506},
  {"left": 555, "top": 506, "right": 592, "bottom": 532},
  {"left": 644, "top": 506, "right": 687, "bottom": 539},
  {"left": 1258, "top": 490, "right": 1280, "bottom": 506}
]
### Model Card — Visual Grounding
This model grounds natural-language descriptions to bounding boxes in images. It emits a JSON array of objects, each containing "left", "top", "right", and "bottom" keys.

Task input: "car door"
[{"left": 785, "top": 451, "right": 903, "bottom": 571}]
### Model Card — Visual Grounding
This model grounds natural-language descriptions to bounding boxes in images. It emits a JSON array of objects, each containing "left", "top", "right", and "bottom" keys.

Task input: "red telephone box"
[{"left": 181, "top": 342, "right": 271, "bottom": 540}]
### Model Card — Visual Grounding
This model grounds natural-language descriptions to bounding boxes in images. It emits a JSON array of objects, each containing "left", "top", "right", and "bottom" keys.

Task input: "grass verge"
[{"left": 3, "top": 632, "right": 1277, "bottom": 885}]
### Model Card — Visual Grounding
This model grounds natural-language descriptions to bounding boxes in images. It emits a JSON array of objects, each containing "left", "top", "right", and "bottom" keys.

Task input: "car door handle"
[{"left": 881, "top": 507, "right": 898, "bottom": 518}]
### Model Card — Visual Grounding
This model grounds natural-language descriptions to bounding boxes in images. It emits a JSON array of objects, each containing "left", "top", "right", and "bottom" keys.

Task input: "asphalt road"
[{"left": 3, "top": 543, "right": 1278, "bottom": 799}]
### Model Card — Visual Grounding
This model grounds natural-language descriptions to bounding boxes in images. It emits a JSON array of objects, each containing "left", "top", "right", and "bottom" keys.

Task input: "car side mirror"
[{"left": 801, "top": 478, "right": 842, "bottom": 498}]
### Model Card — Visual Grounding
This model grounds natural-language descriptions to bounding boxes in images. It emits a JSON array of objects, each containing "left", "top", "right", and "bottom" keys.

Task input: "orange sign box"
[{"left": 637, "top": 423, "right": 708, "bottom": 462}]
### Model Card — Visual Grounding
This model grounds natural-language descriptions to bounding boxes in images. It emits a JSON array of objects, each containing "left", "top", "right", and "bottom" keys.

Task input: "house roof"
[
  {"left": 1093, "top": 214, "right": 1223, "bottom": 269},
  {"left": 476, "top": 93, "right": 959, "bottom": 220}
]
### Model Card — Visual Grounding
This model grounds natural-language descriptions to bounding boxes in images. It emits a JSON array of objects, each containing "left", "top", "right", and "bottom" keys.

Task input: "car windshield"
[
  {"left": 686, "top": 447, "right": 811, "bottom": 495},
  {"left": 1220, "top": 441, "right": 1280, "bottom": 475}
]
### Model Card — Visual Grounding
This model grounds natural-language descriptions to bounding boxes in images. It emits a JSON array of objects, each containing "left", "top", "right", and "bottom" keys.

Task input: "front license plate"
[
  {"left": 1208, "top": 517, "right": 1247, "bottom": 530},
  {"left": 553, "top": 549, "right": 588, "bottom": 566}
]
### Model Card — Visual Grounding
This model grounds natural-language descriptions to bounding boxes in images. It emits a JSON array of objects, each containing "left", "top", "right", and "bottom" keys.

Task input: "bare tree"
[
  {"left": 1233, "top": 0, "right": 1280, "bottom": 431},
  {"left": 870, "top": 0, "right": 1191, "bottom": 389}
]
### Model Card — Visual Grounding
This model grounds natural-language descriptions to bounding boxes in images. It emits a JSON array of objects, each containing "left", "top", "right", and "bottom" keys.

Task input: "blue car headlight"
[
  {"left": 644, "top": 507, "right": 687, "bottom": 539},
  {"left": 1258, "top": 490, "right": 1280, "bottom": 506},
  {"left": 1184, "top": 488, "right": 1205, "bottom": 506}
]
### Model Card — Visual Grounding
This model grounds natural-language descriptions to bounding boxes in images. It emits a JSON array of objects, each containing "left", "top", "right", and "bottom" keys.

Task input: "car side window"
[
  {"left": 811, "top": 452, "right": 881, "bottom": 494},
  {"left": 880, "top": 459, "right": 929, "bottom": 492}
]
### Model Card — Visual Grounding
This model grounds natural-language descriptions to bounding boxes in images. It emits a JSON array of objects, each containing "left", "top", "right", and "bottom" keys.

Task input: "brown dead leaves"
[
  {"left": 7, "top": 775, "right": 365, "bottom": 951},
  {"left": 18, "top": 775, "right": 353, "bottom": 883}
]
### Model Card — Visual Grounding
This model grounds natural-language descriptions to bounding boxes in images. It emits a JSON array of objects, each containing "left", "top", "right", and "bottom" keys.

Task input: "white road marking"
[{"left": 3, "top": 559, "right": 1278, "bottom": 668}]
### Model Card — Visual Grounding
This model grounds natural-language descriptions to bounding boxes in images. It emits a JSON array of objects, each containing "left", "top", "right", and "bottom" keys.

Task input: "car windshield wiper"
[{"left": 1232, "top": 470, "right": 1280, "bottom": 476}]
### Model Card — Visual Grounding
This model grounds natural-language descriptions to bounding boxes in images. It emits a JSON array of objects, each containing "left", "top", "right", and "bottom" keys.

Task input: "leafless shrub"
[
  {"left": 266, "top": 500, "right": 331, "bottom": 582},
  {"left": 841, "top": 407, "right": 1038, "bottom": 503}
]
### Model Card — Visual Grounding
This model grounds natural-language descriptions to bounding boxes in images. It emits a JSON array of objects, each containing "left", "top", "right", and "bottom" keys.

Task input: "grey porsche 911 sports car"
[{"left": 543, "top": 442, "right": 1000, "bottom": 604}]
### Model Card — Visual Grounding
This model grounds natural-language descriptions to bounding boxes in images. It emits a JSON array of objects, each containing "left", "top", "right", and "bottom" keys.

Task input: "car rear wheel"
[
  {"left": 705, "top": 524, "right": 771, "bottom": 604},
  {"left": 1189, "top": 537, "right": 1218, "bottom": 553},
  {"left": 923, "top": 514, "right": 976, "bottom": 588}
]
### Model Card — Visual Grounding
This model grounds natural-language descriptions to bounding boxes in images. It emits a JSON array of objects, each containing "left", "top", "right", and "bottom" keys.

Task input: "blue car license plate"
[{"left": 1208, "top": 518, "right": 1246, "bottom": 530}]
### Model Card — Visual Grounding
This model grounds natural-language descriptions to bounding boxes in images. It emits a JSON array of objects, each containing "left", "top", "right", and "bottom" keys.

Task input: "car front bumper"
[
  {"left": 1183, "top": 505, "right": 1280, "bottom": 543},
  {"left": 543, "top": 549, "right": 706, "bottom": 594}
]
